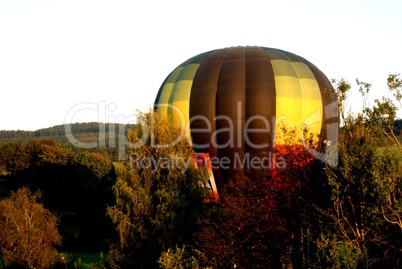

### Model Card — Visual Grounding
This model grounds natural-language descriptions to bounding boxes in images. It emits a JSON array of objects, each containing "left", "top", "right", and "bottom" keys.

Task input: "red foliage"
[
  {"left": 266, "top": 144, "right": 315, "bottom": 210},
  {"left": 194, "top": 145, "right": 317, "bottom": 268}
]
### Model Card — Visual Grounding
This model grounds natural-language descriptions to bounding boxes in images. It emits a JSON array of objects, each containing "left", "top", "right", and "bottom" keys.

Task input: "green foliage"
[
  {"left": 0, "top": 141, "right": 18, "bottom": 176},
  {"left": 0, "top": 187, "right": 61, "bottom": 268},
  {"left": 107, "top": 111, "right": 207, "bottom": 269},
  {"left": 0, "top": 122, "right": 135, "bottom": 161},
  {"left": 326, "top": 116, "right": 383, "bottom": 243},
  {"left": 0, "top": 122, "right": 135, "bottom": 141},
  {"left": 55, "top": 252, "right": 108, "bottom": 269},
  {"left": 320, "top": 74, "right": 402, "bottom": 267},
  {"left": 0, "top": 138, "right": 73, "bottom": 175},
  {"left": 387, "top": 72, "right": 402, "bottom": 106},
  {"left": 356, "top": 78, "right": 372, "bottom": 110},
  {"left": 71, "top": 151, "right": 114, "bottom": 180},
  {"left": 157, "top": 245, "right": 212, "bottom": 269},
  {"left": 331, "top": 78, "right": 351, "bottom": 123},
  {"left": 376, "top": 149, "right": 402, "bottom": 230},
  {"left": 316, "top": 234, "right": 363, "bottom": 269},
  {"left": 0, "top": 138, "right": 117, "bottom": 253}
]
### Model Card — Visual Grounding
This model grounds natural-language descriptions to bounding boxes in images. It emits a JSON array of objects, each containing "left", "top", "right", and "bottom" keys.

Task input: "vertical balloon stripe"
[
  {"left": 216, "top": 47, "right": 246, "bottom": 165},
  {"left": 245, "top": 47, "right": 276, "bottom": 156},
  {"left": 190, "top": 49, "right": 228, "bottom": 188},
  {"left": 190, "top": 49, "right": 228, "bottom": 152},
  {"left": 283, "top": 54, "right": 323, "bottom": 137},
  {"left": 168, "top": 63, "right": 200, "bottom": 132},
  {"left": 298, "top": 56, "right": 337, "bottom": 142},
  {"left": 265, "top": 49, "right": 303, "bottom": 143},
  {"left": 158, "top": 52, "right": 210, "bottom": 135},
  {"left": 156, "top": 67, "right": 184, "bottom": 120}
]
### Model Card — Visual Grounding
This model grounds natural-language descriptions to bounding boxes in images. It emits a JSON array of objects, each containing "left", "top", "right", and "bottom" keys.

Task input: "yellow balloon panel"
[
  {"left": 275, "top": 96, "right": 303, "bottom": 126},
  {"left": 273, "top": 75, "right": 303, "bottom": 98},
  {"left": 302, "top": 99, "right": 323, "bottom": 136},
  {"left": 291, "top": 62, "right": 317, "bottom": 80},
  {"left": 298, "top": 78, "right": 322, "bottom": 101},
  {"left": 168, "top": 64, "right": 200, "bottom": 136},
  {"left": 291, "top": 63, "right": 323, "bottom": 139}
]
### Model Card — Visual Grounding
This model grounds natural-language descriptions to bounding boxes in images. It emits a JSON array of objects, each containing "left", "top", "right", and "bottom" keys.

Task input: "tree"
[
  {"left": 320, "top": 76, "right": 402, "bottom": 268},
  {"left": 387, "top": 72, "right": 402, "bottom": 108},
  {"left": 193, "top": 173, "right": 283, "bottom": 268},
  {"left": 0, "top": 139, "right": 72, "bottom": 176},
  {"left": 107, "top": 111, "right": 207, "bottom": 269},
  {"left": 324, "top": 115, "right": 383, "bottom": 265},
  {"left": 0, "top": 187, "right": 61, "bottom": 268},
  {"left": 0, "top": 141, "right": 19, "bottom": 176},
  {"left": 67, "top": 150, "right": 116, "bottom": 252}
]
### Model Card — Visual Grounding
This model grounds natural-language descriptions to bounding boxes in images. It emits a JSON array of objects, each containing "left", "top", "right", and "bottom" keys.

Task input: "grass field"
[
  {"left": 60, "top": 252, "right": 106, "bottom": 269},
  {"left": 0, "top": 253, "right": 105, "bottom": 269},
  {"left": 377, "top": 145, "right": 402, "bottom": 161}
]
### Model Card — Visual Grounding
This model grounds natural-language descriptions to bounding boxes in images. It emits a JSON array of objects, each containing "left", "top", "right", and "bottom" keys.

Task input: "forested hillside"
[
  {"left": 395, "top": 119, "right": 402, "bottom": 134},
  {"left": 1, "top": 120, "right": 400, "bottom": 143},
  {"left": 0, "top": 122, "right": 135, "bottom": 161}
]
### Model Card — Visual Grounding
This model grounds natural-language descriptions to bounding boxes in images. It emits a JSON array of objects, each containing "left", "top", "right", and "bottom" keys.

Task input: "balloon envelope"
[{"left": 154, "top": 46, "right": 338, "bottom": 175}]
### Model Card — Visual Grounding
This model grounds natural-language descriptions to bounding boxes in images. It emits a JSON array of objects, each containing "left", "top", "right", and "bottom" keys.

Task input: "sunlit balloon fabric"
[{"left": 154, "top": 46, "right": 337, "bottom": 167}]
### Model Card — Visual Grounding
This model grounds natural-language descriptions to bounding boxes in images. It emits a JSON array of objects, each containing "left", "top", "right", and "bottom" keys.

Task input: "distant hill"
[
  {"left": 1, "top": 119, "right": 400, "bottom": 160},
  {"left": 0, "top": 122, "right": 136, "bottom": 161}
]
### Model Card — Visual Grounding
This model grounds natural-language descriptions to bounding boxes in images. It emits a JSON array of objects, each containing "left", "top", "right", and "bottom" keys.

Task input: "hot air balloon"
[{"left": 154, "top": 46, "right": 338, "bottom": 187}]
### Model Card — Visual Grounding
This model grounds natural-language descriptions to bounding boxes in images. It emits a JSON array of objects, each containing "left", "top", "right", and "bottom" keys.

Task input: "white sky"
[{"left": 0, "top": 0, "right": 401, "bottom": 130}]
